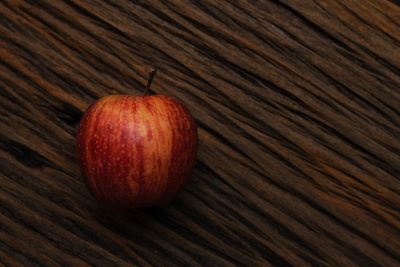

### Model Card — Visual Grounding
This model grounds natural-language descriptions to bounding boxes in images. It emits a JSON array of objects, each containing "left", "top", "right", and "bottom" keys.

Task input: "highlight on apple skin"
[{"left": 76, "top": 94, "right": 197, "bottom": 209}]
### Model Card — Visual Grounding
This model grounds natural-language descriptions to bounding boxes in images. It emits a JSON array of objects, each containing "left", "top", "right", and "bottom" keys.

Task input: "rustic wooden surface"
[{"left": 0, "top": 1, "right": 400, "bottom": 266}]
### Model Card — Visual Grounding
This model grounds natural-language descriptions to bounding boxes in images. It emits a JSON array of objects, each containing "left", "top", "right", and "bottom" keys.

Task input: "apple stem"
[{"left": 144, "top": 69, "right": 158, "bottom": 96}]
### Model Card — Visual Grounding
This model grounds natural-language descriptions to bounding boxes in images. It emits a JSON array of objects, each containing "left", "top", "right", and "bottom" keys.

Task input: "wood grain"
[{"left": 0, "top": 0, "right": 399, "bottom": 266}]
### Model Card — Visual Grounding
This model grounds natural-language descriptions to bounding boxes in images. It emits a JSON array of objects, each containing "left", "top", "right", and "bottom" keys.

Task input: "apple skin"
[{"left": 76, "top": 95, "right": 197, "bottom": 208}]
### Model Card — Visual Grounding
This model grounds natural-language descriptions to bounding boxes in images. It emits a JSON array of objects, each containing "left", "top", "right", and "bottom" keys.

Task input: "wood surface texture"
[{"left": 0, "top": 0, "right": 400, "bottom": 266}]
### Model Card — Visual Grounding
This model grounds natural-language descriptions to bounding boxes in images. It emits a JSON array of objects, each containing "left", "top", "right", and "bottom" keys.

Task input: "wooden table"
[{"left": 1, "top": 1, "right": 399, "bottom": 266}]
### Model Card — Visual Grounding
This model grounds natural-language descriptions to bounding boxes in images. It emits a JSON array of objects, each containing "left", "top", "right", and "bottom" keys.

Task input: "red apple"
[{"left": 76, "top": 70, "right": 197, "bottom": 208}]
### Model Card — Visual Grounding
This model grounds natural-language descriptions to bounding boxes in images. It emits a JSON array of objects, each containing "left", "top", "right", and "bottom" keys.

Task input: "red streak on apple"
[{"left": 77, "top": 95, "right": 197, "bottom": 208}]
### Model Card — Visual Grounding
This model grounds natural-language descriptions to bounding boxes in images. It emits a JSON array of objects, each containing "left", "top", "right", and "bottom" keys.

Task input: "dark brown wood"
[{"left": 0, "top": 0, "right": 399, "bottom": 266}]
